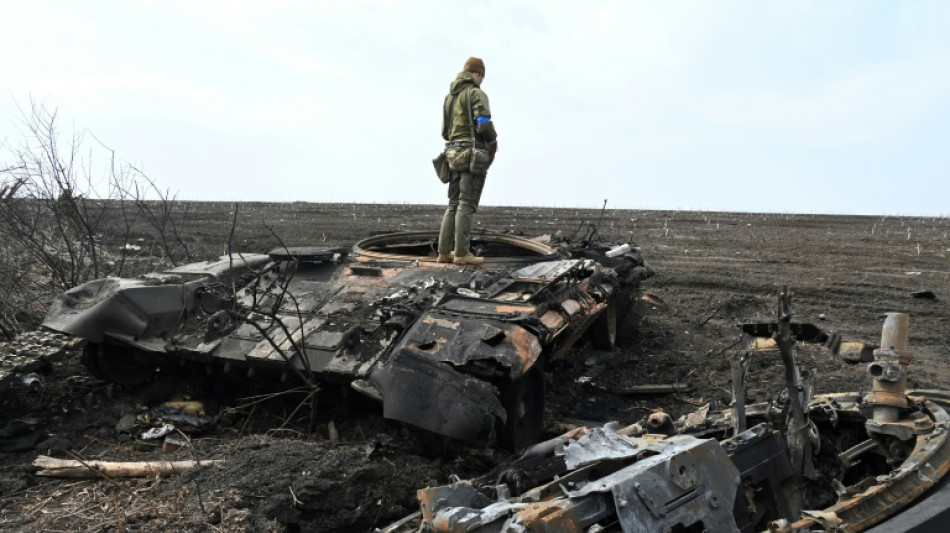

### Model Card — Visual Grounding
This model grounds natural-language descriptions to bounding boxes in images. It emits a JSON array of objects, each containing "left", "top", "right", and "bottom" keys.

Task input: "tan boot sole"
[{"left": 453, "top": 254, "right": 484, "bottom": 265}]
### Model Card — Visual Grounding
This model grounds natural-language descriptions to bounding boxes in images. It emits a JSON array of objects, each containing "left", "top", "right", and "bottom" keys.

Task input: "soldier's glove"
[{"left": 488, "top": 142, "right": 498, "bottom": 159}]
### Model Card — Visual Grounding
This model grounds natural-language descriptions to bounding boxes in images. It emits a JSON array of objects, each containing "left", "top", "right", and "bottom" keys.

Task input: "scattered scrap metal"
[
  {"left": 113, "top": 397, "right": 216, "bottom": 452},
  {"left": 737, "top": 320, "right": 875, "bottom": 364},
  {"left": 380, "top": 303, "right": 950, "bottom": 532}
]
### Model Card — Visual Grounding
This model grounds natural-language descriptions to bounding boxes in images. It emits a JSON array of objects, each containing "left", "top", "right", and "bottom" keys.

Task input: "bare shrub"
[{"left": 0, "top": 103, "right": 194, "bottom": 338}]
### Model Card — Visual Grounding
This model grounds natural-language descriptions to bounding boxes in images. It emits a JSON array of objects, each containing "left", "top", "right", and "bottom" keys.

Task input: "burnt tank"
[{"left": 42, "top": 231, "right": 654, "bottom": 449}]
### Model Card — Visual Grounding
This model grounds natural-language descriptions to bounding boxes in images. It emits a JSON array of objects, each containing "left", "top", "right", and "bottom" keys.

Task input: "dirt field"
[{"left": 1, "top": 203, "right": 948, "bottom": 532}]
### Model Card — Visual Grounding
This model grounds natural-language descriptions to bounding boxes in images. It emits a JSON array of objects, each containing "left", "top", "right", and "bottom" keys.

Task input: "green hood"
[{"left": 449, "top": 71, "right": 479, "bottom": 95}]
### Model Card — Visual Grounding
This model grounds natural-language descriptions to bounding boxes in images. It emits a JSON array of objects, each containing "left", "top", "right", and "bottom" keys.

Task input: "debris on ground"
[
  {"left": 911, "top": 290, "right": 937, "bottom": 299},
  {"left": 382, "top": 309, "right": 950, "bottom": 532},
  {"left": 2, "top": 206, "right": 949, "bottom": 531}
]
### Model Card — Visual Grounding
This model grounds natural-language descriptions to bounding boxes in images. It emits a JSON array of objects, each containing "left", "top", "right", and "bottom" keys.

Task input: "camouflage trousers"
[{"left": 438, "top": 170, "right": 486, "bottom": 256}]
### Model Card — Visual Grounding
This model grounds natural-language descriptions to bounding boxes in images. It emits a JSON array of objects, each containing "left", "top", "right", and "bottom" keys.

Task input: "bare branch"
[{"left": 0, "top": 102, "right": 194, "bottom": 332}]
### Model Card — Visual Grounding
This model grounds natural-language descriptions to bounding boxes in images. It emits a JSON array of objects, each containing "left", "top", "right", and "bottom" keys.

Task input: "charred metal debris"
[
  {"left": 37, "top": 231, "right": 654, "bottom": 449},
  {"left": 381, "top": 294, "right": 950, "bottom": 532}
]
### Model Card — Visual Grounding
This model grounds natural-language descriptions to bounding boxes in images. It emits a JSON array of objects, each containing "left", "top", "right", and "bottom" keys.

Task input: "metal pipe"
[
  {"left": 867, "top": 313, "right": 912, "bottom": 424},
  {"left": 881, "top": 312, "right": 910, "bottom": 352}
]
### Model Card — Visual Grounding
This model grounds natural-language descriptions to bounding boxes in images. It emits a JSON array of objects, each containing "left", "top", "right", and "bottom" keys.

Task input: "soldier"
[{"left": 437, "top": 57, "right": 498, "bottom": 265}]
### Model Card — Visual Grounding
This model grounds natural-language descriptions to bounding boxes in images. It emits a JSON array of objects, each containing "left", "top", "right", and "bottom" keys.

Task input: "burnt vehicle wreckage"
[
  {"left": 7, "top": 230, "right": 950, "bottom": 531},
  {"left": 36, "top": 231, "right": 654, "bottom": 450},
  {"left": 380, "top": 292, "right": 950, "bottom": 532}
]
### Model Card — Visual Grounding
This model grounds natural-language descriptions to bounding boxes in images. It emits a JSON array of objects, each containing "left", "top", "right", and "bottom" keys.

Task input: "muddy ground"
[{"left": 1, "top": 203, "right": 948, "bottom": 532}]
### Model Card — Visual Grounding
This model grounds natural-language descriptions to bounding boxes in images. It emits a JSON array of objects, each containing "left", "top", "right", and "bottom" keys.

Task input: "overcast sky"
[{"left": 2, "top": 1, "right": 948, "bottom": 215}]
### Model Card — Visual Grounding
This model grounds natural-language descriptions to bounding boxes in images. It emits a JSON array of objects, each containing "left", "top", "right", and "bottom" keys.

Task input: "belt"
[{"left": 445, "top": 140, "right": 487, "bottom": 148}]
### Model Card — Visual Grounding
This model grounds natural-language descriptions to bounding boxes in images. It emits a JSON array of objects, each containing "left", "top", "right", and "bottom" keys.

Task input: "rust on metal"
[
  {"left": 508, "top": 501, "right": 580, "bottom": 532},
  {"left": 380, "top": 309, "right": 950, "bottom": 532},
  {"left": 420, "top": 316, "right": 460, "bottom": 330},
  {"left": 416, "top": 486, "right": 440, "bottom": 525},
  {"left": 493, "top": 304, "right": 537, "bottom": 314},
  {"left": 865, "top": 390, "right": 909, "bottom": 407},
  {"left": 40, "top": 230, "right": 653, "bottom": 447},
  {"left": 539, "top": 310, "right": 566, "bottom": 331},
  {"left": 507, "top": 326, "right": 542, "bottom": 370},
  {"left": 791, "top": 395, "right": 950, "bottom": 531},
  {"left": 352, "top": 231, "right": 560, "bottom": 263}
]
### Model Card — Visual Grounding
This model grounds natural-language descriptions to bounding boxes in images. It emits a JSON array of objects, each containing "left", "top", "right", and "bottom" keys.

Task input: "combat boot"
[
  {"left": 454, "top": 253, "right": 484, "bottom": 265},
  {"left": 437, "top": 252, "right": 454, "bottom": 263}
]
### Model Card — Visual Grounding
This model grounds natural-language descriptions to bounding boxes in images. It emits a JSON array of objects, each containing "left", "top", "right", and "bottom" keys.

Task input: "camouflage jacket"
[{"left": 442, "top": 72, "right": 498, "bottom": 144}]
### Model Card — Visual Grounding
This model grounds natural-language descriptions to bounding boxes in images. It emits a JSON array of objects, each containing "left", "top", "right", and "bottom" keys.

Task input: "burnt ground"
[{"left": 1, "top": 203, "right": 948, "bottom": 532}]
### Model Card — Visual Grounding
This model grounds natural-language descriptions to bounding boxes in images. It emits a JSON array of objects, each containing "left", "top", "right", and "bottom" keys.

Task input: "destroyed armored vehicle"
[
  {"left": 381, "top": 310, "right": 950, "bottom": 532},
  {"left": 42, "top": 231, "right": 654, "bottom": 449}
]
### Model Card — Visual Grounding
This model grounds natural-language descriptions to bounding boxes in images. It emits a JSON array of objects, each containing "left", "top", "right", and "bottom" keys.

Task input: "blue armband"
[{"left": 475, "top": 115, "right": 491, "bottom": 126}]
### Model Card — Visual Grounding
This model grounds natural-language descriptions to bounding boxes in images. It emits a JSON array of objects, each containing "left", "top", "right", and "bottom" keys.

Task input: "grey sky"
[{"left": 2, "top": 1, "right": 948, "bottom": 215}]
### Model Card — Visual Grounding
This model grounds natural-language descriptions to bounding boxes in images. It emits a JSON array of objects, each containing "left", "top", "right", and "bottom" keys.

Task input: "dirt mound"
[{"left": 182, "top": 437, "right": 435, "bottom": 532}]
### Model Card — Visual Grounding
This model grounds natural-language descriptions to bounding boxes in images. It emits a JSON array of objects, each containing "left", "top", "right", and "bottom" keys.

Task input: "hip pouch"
[
  {"left": 432, "top": 152, "right": 451, "bottom": 183},
  {"left": 445, "top": 146, "right": 472, "bottom": 172},
  {"left": 470, "top": 147, "right": 491, "bottom": 174}
]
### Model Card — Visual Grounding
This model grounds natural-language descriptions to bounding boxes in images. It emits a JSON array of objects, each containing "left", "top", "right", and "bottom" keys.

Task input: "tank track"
[{"left": 0, "top": 330, "right": 86, "bottom": 388}]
